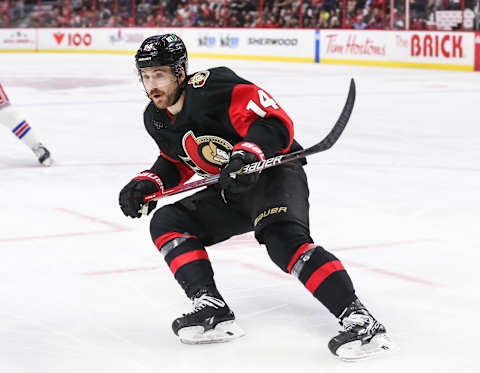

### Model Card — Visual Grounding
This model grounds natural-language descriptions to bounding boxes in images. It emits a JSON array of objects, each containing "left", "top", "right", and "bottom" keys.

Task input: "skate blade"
[
  {"left": 178, "top": 320, "right": 245, "bottom": 345},
  {"left": 336, "top": 333, "right": 394, "bottom": 362}
]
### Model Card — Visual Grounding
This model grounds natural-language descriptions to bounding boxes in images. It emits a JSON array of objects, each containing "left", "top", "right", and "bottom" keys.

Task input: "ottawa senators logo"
[
  {"left": 188, "top": 71, "right": 210, "bottom": 88},
  {"left": 180, "top": 131, "right": 233, "bottom": 177}
]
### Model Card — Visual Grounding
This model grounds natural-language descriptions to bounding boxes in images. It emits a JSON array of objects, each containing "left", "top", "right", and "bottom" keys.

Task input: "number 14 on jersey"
[{"left": 246, "top": 89, "right": 279, "bottom": 118}]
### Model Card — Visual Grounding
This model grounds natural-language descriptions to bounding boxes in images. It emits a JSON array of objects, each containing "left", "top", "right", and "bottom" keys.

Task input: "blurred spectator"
[
  {"left": 11, "top": 0, "right": 26, "bottom": 21},
  {"left": 476, "top": 0, "right": 480, "bottom": 29},
  {"left": 352, "top": 8, "right": 367, "bottom": 28},
  {"left": 366, "top": 7, "right": 382, "bottom": 28},
  {"left": 0, "top": 0, "right": 7, "bottom": 27},
  {"left": 0, "top": 0, "right": 478, "bottom": 30},
  {"left": 411, "top": 0, "right": 427, "bottom": 19},
  {"left": 97, "top": 1, "right": 113, "bottom": 26}
]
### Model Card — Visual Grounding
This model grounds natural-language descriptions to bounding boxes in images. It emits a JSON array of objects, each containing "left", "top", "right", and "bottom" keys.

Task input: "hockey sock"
[
  {"left": 289, "top": 243, "right": 356, "bottom": 317},
  {"left": 154, "top": 231, "right": 215, "bottom": 298},
  {"left": 261, "top": 222, "right": 356, "bottom": 317},
  {"left": 0, "top": 85, "right": 42, "bottom": 150}
]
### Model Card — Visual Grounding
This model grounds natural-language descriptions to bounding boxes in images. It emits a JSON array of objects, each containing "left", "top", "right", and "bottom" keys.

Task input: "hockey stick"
[{"left": 143, "top": 78, "right": 356, "bottom": 204}]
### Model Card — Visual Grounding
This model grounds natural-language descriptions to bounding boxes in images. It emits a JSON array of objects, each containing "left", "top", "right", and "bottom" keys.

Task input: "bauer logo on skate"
[{"left": 254, "top": 207, "right": 288, "bottom": 226}]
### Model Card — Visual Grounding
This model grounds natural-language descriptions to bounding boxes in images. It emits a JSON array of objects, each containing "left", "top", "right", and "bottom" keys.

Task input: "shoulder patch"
[{"left": 188, "top": 71, "right": 210, "bottom": 88}]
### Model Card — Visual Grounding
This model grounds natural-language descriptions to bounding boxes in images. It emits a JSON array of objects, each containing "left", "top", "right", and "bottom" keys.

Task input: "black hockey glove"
[
  {"left": 219, "top": 142, "right": 265, "bottom": 194},
  {"left": 119, "top": 171, "right": 163, "bottom": 218}
]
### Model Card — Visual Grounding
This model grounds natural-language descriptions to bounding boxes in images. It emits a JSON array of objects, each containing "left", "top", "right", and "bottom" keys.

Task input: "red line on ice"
[
  {"left": 55, "top": 208, "right": 128, "bottom": 231},
  {"left": 1, "top": 214, "right": 440, "bottom": 287},
  {"left": 0, "top": 208, "right": 129, "bottom": 242},
  {"left": 343, "top": 259, "right": 442, "bottom": 287},
  {"left": 0, "top": 230, "right": 126, "bottom": 242},
  {"left": 83, "top": 266, "right": 162, "bottom": 276}
]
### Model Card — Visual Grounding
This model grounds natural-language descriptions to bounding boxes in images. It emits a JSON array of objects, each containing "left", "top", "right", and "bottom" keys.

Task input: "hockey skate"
[
  {"left": 328, "top": 299, "right": 392, "bottom": 361},
  {"left": 32, "top": 143, "right": 53, "bottom": 166},
  {"left": 172, "top": 287, "right": 245, "bottom": 344}
]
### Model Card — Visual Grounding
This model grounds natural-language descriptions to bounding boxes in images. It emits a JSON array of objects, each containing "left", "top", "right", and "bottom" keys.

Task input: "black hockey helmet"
[{"left": 135, "top": 34, "right": 188, "bottom": 81}]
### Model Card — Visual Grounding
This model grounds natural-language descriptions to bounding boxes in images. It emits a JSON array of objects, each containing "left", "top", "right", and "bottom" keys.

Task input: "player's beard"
[{"left": 148, "top": 82, "right": 181, "bottom": 110}]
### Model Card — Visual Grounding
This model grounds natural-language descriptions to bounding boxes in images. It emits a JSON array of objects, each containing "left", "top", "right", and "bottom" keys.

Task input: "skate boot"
[
  {"left": 328, "top": 298, "right": 392, "bottom": 361},
  {"left": 32, "top": 143, "right": 53, "bottom": 166},
  {"left": 172, "top": 287, "right": 245, "bottom": 344}
]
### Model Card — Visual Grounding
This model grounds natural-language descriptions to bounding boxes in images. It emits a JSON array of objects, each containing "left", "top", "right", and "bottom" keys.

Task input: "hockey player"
[
  {"left": 0, "top": 83, "right": 53, "bottom": 166},
  {"left": 119, "top": 34, "right": 391, "bottom": 360}
]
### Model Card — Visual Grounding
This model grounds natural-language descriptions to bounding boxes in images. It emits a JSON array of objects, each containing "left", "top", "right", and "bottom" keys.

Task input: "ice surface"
[{"left": 1, "top": 53, "right": 479, "bottom": 373}]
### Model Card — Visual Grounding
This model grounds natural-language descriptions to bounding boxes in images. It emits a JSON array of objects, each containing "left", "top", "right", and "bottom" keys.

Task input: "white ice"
[{"left": 0, "top": 53, "right": 479, "bottom": 373}]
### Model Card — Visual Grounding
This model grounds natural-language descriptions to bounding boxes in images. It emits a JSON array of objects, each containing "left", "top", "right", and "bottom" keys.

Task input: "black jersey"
[{"left": 143, "top": 66, "right": 302, "bottom": 189}]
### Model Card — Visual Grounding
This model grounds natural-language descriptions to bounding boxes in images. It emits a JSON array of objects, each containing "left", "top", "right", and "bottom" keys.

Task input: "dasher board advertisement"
[{"left": 320, "top": 30, "right": 475, "bottom": 71}]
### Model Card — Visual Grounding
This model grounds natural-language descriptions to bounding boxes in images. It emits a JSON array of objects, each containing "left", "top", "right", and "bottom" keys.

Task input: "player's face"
[{"left": 140, "top": 66, "right": 179, "bottom": 109}]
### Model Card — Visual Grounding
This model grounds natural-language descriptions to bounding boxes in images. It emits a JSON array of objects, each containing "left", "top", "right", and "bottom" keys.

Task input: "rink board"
[
  {"left": 0, "top": 28, "right": 478, "bottom": 71},
  {"left": 319, "top": 30, "right": 476, "bottom": 71}
]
